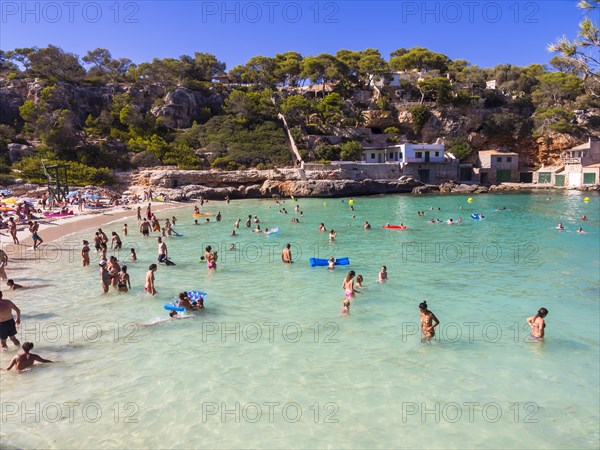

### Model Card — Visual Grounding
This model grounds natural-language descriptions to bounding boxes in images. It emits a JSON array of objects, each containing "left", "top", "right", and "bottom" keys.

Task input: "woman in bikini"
[
  {"left": 527, "top": 307, "right": 548, "bottom": 340},
  {"left": 107, "top": 256, "right": 121, "bottom": 288},
  {"left": 419, "top": 301, "right": 440, "bottom": 340},
  {"left": 342, "top": 271, "right": 359, "bottom": 300},
  {"left": 117, "top": 266, "right": 131, "bottom": 293},
  {"left": 8, "top": 218, "right": 18, "bottom": 244},
  {"left": 81, "top": 240, "right": 90, "bottom": 267}
]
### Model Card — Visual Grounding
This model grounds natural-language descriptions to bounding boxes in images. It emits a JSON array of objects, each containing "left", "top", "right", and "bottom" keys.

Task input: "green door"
[
  {"left": 583, "top": 173, "right": 596, "bottom": 185},
  {"left": 496, "top": 169, "right": 512, "bottom": 182},
  {"left": 555, "top": 175, "right": 565, "bottom": 186},
  {"left": 538, "top": 172, "right": 551, "bottom": 184}
]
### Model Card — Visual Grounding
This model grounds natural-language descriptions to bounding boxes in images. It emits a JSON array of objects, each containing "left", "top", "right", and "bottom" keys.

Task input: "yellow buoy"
[
  {"left": 467, "top": 198, "right": 473, "bottom": 203},
  {"left": 323, "top": 202, "right": 327, "bottom": 207},
  {"left": 348, "top": 199, "right": 354, "bottom": 205},
  {"left": 584, "top": 197, "right": 590, "bottom": 202}
]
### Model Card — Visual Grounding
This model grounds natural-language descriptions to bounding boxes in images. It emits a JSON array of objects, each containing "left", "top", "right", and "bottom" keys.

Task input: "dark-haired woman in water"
[
  {"left": 527, "top": 308, "right": 548, "bottom": 339},
  {"left": 419, "top": 301, "right": 439, "bottom": 340}
]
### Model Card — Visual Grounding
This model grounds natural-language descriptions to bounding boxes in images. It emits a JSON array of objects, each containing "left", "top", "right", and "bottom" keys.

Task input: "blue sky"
[{"left": 0, "top": 1, "right": 585, "bottom": 69}]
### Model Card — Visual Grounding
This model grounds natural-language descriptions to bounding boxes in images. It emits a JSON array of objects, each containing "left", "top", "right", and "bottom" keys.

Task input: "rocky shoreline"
[{"left": 3, "top": 168, "right": 598, "bottom": 201}]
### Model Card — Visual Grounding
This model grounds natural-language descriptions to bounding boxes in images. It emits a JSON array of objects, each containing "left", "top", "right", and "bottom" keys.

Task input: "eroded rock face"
[{"left": 150, "top": 86, "right": 222, "bottom": 128}]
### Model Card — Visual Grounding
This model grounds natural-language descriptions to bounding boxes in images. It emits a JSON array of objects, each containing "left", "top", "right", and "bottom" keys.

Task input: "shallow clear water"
[{"left": 1, "top": 191, "right": 599, "bottom": 449}]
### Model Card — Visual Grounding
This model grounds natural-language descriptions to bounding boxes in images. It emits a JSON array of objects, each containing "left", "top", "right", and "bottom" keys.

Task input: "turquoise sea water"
[{"left": 1, "top": 191, "right": 599, "bottom": 449}]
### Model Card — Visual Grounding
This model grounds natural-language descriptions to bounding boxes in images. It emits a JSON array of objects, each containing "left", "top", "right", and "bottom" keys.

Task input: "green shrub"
[
  {"left": 15, "top": 157, "right": 116, "bottom": 186},
  {"left": 340, "top": 141, "right": 364, "bottom": 161}
]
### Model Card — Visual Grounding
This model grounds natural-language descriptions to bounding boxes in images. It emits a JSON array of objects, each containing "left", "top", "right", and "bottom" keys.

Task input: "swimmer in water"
[
  {"left": 355, "top": 275, "right": 365, "bottom": 289},
  {"left": 419, "top": 301, "right": 439, "bottom": 341},
  {"left": 319, "top": 223, "right": 326, "bottom": 232},
  {"left": 378, "top": 266, "right": 388, "bottom": 283},
  {"left": 130, "top": 248, "right": 137, "bottom": 262},
  {"left": 3, "top": 342, "right": 52, "bottom": 372},
  {"left": 578, "top": 227, "right": 584, "bottom": 233},
  {"left": 6, "top": 280, "right": 26, "bottom": 290},
  {"left": 229, "top": 244, "right": 236, "bottom": 251},
  {"left": 527, "top": 307, "right": 548, "bottom": 340},
  {"left": 231, "top": 230, "right": 236, "bottom": 236},
  {"left": 328, "top": 257, "right": 335, "bottom": 270},
  {"left": 99, "top": 261, "right": 111, "bottom": 293},
  {"left": 341, "top": 298, "right": 350, "bottom": 316},
  {"left": 581, "top": 215, "right": 587, "bottom": 221},
  {"left": 364, "top": 221, "right": 371, "bottom": 229},
  {"left": 252, "top": 224, "right": 261, "bottom": 233},
  {"left": 329, "top": 229, "right": 337, "bottom": 241},
  {"left": 557, "top": 223, "right": 564, "bottom": 230}
]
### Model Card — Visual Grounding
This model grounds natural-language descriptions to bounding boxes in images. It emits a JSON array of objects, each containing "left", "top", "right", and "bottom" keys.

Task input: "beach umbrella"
[
  {"left": 0, "top": 206, "right": 14, "bottom": 212},
  {"left": 1, "top": 190, "right": 12, "bottom": 196},
  {"left": 3, "top": 198, "right": 17, "bottom": 204}
]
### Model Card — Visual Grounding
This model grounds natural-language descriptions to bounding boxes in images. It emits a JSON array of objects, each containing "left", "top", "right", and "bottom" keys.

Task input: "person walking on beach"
[
  {"left": 8, "top": 217, "right": 18, "bottom": 244},
  {"left": 136, "top": 206, "right": 142, "bottom": 221},
  {"left": 419, "top": 301, "right": 439, "bottom": 341},
  {"left": 3, "top": 342, "right": 52, "bottom": 372},
  {"left": 28, "top": 221, "right": 43, "bottom": 250},
  {"left": 0, "top": 291, "right": 21, "bottom": 350},
  {"left": 282, "top": 243, "right": 293, "bottom": 263},
  {"left": 527, "top": 308, "right": 548, "bottom": 340},
  {"left": 145, "top": 264, "right": 157, "bottom": 295}
]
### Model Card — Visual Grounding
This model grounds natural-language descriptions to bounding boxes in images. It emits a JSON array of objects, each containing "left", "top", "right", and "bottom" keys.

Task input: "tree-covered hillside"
[{"left": 0, "top": 1, "right": 597, "bottom": 185}]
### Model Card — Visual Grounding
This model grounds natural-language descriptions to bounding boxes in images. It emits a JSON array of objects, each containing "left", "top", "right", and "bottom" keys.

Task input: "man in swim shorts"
[
  {"left": 0, "top": 291, "right": 21, "bottom": 350},
  {"left": 157, "top": 237, "right": 168, "bottom": 263},
  {"left": 140, "top": 218, "right": 151, "bottom": 236},
  {"left": 28, "top": 221, "right": 43, "bottom": 250},
  {"left": 3, "top": 342, "right": 52, "bottom": 371}
]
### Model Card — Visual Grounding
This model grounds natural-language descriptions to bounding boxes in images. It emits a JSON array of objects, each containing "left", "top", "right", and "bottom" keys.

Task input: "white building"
[
  {"left": 363, "top": 143, "right": 455, "bottom": 183},
  {"left": 363, "top": 143, "right": 445, "bottom": 164},
  {"left": 369, "top": 72, "right": 404, "bottom": 88}
]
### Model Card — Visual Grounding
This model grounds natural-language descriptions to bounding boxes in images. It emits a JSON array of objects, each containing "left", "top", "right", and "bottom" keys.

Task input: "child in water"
[
  {"left": 378, "top": 266, "right": 388, "bottom": 282},
  {"left": 341, "top": 298, "right": 350, "bottom": 316},
  {"left": 355, "top": 275, "right": 365, "bottom": 289},
  {"left": 328, "top": 257, "right": 335, "bottom": 270}
]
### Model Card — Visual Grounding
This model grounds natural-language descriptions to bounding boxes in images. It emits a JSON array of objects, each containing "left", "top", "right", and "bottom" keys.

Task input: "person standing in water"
[
  {"left": 342, "top": 271, "right": 360, "bottom": 300},
  {"left": 378, "top": 266, "right": 388, "bottom": 282},
  {"left": 527, "top": 308, "right": 548, "bottom": 340},
  {"left": 419, "top": 301, "right": 439, "bottom": 341},
  {"left": 81, "top": 240, "right": 90, "bottom": 266},
  {"left": 0, "top": 291, "right": 21, "bottom": 350},
  {"left": 3, "top": 342, "right": 52, "bottom": 372},
  {"left": 117, "top": 266, "right": 131, "bottom": 293},
  {"left": 145, "top": 264, "right": 157, "bottom": 295},
  {"left": 281, "top": 243, "right": 293, "bottom": 263}
]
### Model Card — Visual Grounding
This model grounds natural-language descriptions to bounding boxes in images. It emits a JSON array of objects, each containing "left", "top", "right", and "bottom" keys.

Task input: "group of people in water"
[{"left": 0, "top": 194, "right": 574, "bottom": 372}]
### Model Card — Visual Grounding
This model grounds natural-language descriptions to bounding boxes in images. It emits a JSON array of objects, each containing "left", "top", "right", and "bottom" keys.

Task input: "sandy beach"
[{"left": 1, "top": 201, "right": 188, "bottom": 259}]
